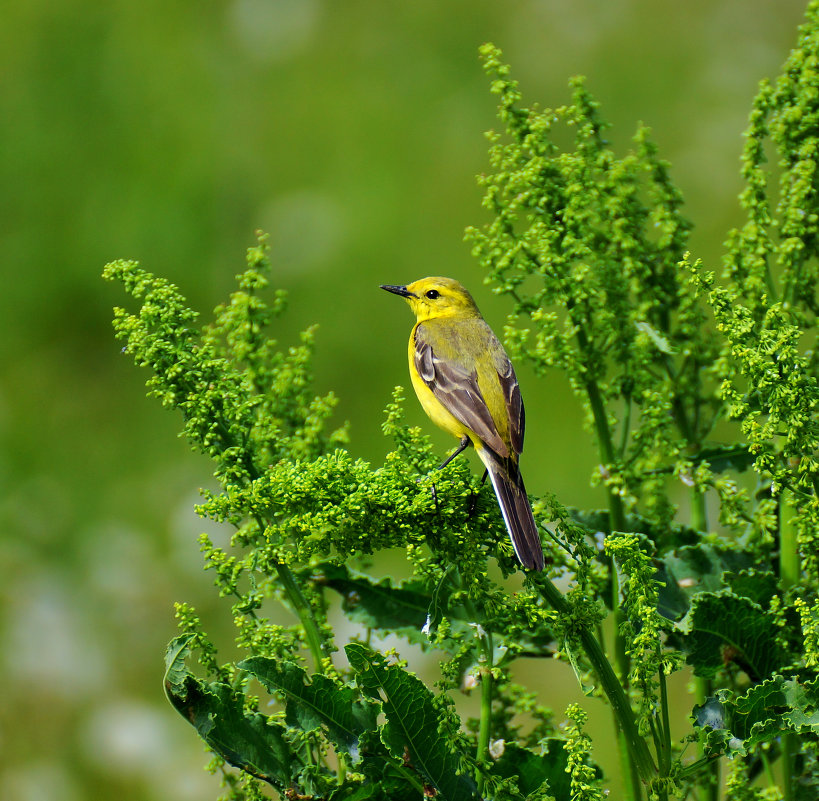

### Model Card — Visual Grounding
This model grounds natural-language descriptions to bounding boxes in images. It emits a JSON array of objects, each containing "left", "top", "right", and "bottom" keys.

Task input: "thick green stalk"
[
  {"left": 477, "top": 658, "right": 493, "bottom": 786},
  {"left": 617, "top": 728, "right": 643, "bottom": 801},
  {"left": 582, "top": 372, "right": 640, "bottom": 799},
  {"left": 695, "top": 676, "right": 719, "bottom": 801},
  {"left": 274, "top": 560, "right": 328, "bottom": 672},
  {"left": 783, "top": 734, "right": 797, "bottom": 801},
  {"left": 534, "top": 574, "right": 656, "bottom": 784},
  {"left": 690, "top": 489, "right": 707, "bottom": 533},
  {"left": 250, "top": 501, "right": 329, "bottom": 675},
  {"left": 584, "top": 376, "right": 627, "bottom": 532},
  {"left": 779, "top": 489, "right": 799, "bottom": 800},
  {"left": 780, "top": 489, "right": 800, "bottom": 590},
  {"left": 658, "top": 668, "right": 672, "bottom": 776},
  {"left": 582, "top": 375, "right": 627, "bottom": 663},
  {"left": 761, "top": 747, "right": 777, "bottom": 787},
  {"left": 395, "top": 764, "right": 426, "bottom": 795},
  {"left": 460, "top": 585, "right": 494, "bottom": 791},
  {"left": 570, "top": 314, "right": 627, "bottom": 531},
  {"left": 689, "top": 494, "right": 720, "bottom": 801}
]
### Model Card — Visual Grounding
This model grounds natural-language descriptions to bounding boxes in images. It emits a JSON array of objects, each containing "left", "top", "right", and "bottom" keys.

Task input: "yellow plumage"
[{"left": 381, "top": 276, "right": 544, "bottom": 571}]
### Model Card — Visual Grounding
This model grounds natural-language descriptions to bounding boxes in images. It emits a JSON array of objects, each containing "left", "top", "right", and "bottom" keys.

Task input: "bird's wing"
[
  {"left": 414, "top": 323, "right": 509, "bottom": 458},
  {"left": 493, "top": 349, "right": 524, "bottom": 456}
]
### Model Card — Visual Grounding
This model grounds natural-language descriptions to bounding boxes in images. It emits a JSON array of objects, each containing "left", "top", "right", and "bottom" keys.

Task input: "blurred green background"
[{"left": 0, "top": 1, "right": 811, "bottom": 799}]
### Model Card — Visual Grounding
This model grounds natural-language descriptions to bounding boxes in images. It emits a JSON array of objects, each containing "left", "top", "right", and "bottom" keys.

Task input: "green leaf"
[
  {"left": 732, "top": 677, "right": 789, "bottom": 746},
  {"left": 677, "top": 591, "right": 784, "bottom": 680},
  {"left": 490, "top": 740, "right": 572, "bottom": 799},
  {"left": 166, "top": 675, "right": 295, "bottom": 788},
  {"left": 163, "top": 637, "right": 296, "bottom": 788},
  {"left": 345, "top": 642, "right": 478, "bottom": 801},
  {"left": 317, "top": 563, "right": 554, "bottom": 658},
  {"left": 568, "top": 507, "right": 701, "bottom": 550},
  {"left": 635, "top": 320, "right": 676, "bottom": 354},
  {"left": 163, "top": 633, "right": 196, "bottom": 697},
  {"left": 356, "top": 750, "right": 424, "bottom": 801},
  {"left": 782, "top": 676, "right": 819, "bottom": 734},
  {"left": 239, "top": 656, "right": 377, "bottom": 764},
  {"left": 317, "top": 564, "right": 432, "bottom": 637},
  {"left": 692, "top": 675, "right": 819, "bottom": 758},
  {"left": 722, "top": 570, "right": 778, "bottom": 610},
  {"left": 692, "top": 445, "right": 755, "bottom": 474},
  {"left": 329, "top": 782, "right": 386, "bottom": 801},
  {"left": 657, "top": 545, "right": 753, "bottom": 620}
]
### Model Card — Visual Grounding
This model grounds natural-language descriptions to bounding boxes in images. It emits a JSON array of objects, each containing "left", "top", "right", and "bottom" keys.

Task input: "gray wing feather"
[
  {"left": 414, "top": 334, "right": 509, "bottom": 457},
  {"left": 495, "top": 356, "right": 524, "bottom": 455}
]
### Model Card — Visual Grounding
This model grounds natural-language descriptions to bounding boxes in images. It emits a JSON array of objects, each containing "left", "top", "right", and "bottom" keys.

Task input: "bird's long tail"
[{"left": 479, "top": 450, "right": 544, "bottom": 571}]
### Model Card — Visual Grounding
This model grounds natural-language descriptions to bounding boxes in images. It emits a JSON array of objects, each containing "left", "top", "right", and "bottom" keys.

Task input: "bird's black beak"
[{"left": 380, "top": 284, "right": 415, "bottom": 298}]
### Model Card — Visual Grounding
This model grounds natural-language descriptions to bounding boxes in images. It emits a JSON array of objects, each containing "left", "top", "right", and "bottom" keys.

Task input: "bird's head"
[{"left": 379, "top": 277, "right": 480, "bottom": 322}]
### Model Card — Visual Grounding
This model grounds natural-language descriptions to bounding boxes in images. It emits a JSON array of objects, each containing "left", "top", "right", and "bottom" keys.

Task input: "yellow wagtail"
[{"left": 381, "top": 277, "right": 544, "bottom": 571}]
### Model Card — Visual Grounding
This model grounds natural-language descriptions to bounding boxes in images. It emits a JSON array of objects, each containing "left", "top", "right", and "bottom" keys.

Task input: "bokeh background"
[{"left": 0, "top": 1, "right": 812, "bottom": 799}]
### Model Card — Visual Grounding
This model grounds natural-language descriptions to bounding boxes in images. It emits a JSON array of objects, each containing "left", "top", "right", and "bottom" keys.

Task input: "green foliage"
[
  {"left": 563, "top": 705, "right": 606, "bottom": 801},
  {"left": 105, "top": 4, "right": 819, "bottom": 799},
  {"left": 239, "top": 655, "right": 377, "bottom": 766},
  {"left": 346, "top": 642, "right": 479, "bottom": 801},
  {"left": 677, "top": 592, "right": 785, "bottom": 681},
  {"left": 164, "top": 635, "right": 297, "bottom": 790}
]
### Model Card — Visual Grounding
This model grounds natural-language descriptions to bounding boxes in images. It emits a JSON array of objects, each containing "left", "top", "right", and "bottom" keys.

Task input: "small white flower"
[
  {"left": 462, "top": 673, "right": 479, "bottom": 692},
  {"left": 470, "top": 622, "right": 487, "bottom": 639},
  {"left": 488, "top": 739, "right": 505, "bottom": 760},
  {"left": 421, "top": 615, "right": 432, "bottom": 636}
]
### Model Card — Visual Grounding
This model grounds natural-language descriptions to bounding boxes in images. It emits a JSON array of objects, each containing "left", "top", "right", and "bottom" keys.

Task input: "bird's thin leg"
[
  {"left": 428, "top": 436, "right": 469, "bottom": 516},
  {"left": 468, "top": 470, "right": 489, "bottom": 517},
  {"left": 438, "top": 435, "right": 471, "bottom": 470},
  {"left": 425, "top": 437, "right": 470, "bottom": 513}
]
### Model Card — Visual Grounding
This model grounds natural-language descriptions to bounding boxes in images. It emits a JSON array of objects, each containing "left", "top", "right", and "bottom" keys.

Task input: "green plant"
[{"left": 105, "top": 4, "right": 819, "bottom": 799}]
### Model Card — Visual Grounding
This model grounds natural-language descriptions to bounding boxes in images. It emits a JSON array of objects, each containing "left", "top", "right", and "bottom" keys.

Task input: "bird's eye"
[{"left": 425, "top": 289, "right": 440, "bottom": 299}]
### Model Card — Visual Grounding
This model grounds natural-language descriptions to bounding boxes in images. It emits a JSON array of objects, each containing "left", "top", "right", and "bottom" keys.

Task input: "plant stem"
[
  {"left": 658, "top": 668, "right": 672, "bottom": 776},
  {"left": 780, "top": 488, "right": 800, "bottom": 589},
  {"left": 274, "top": 560, "right": 327, "bottom": 672},
  {"left": 581, "top": 364, "right": 643, "bottom": 799},
  {"left": 571, "top": 314, "right": 626, "bottom": 530},
  {"left": 474, "top": 623, "right": 494, "bottom": 796},
  {"left": 695, "top": 676, "right": 719, "bottom": 801},
  {"left": 585, "top": 376, "right": 627, "bottom": 532},
  {"left": 686, "top": 486, "right": 717, "bottom": 801},
  {"left": 461, "top": 585, "right": 494, "bottom": 793},
  {"left": 779, "top": 489, "right": 799, "bottom": 800},
  {"left": 336, "top": 752, "right": 349, "bottom": 783},
  {"left": 761, "top": 747, "right": 777, "bottom": 788},
  {"left": 477, "top": 658, "right": 493, "bottom": 781},
  {"left": 394, "top": 764, "right": 426, "bottom": 795},
  {"left": 690, "top": 489, "right": 707, "bottom": 533},
  {"left": 618, "top": 728, "right": 644, "bottom": 801},
  {"left": 533, "top": 574, "right": 656, "bottom": 784},
  {"left": 582, "top": 372, "right": 629, "bottom": 669},
  {"left": 783, "top": 734, "right": 797, "bottom": 801}
]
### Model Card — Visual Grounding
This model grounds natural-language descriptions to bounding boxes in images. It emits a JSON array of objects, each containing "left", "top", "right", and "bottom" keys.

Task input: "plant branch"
[
  {"left": 780, "top": 488, "right": 800, "bottom": 590},
  {"left": 274, "top": 558, "right": 328, "bottom": 672},
  {"left": 658, "top": 668, "right": 672, "bottom": 776},
  {"left": 532, "top": 574, "right": 656, "bottom": 784}
]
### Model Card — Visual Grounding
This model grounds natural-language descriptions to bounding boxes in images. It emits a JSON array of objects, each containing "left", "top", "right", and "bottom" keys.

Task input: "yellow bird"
[{"left": 381, "top": 277, "right": 544, "bottom": 571}]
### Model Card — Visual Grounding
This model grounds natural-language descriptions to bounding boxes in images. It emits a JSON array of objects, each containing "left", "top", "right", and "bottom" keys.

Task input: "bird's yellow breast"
[{"left": 407, "top": 325, "right": 474, "bottom": 443}]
